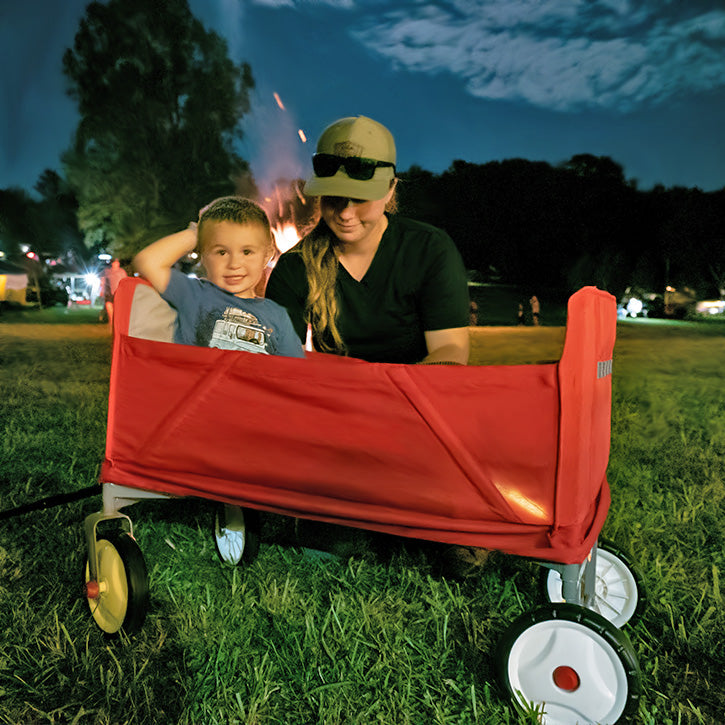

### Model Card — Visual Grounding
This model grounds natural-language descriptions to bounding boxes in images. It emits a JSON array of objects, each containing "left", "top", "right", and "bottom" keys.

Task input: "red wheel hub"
[
  {"left": 553, "top": 665, "right": 580, "bottom": 691},
  {"left": 85, "top": 580, "right": 100, "bottom": 599}
]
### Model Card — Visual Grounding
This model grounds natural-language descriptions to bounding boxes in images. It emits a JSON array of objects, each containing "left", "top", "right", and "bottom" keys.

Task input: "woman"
[
  {"left": 267, "top": 116, "right": 482, "bottom": 576},
  {"left": 265, "top": 115, "right": 470, "bottom": 365}
]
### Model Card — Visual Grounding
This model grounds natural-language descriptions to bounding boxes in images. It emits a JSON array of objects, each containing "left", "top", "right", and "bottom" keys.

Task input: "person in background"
[
  {"left": 469, "top": 300, "right": 479, "bottom": 326},
  {"left": 100, "top": 258, "right": 127, "bottom": 329},
  {"left": 265, "top": 115, "right": 470, "bottom": 365},
  {"left": 133, "top": 195, "right": 303, "bottom": 358},
  {"left": 530, "top": 295, "right": 540, "bottom": 326}
]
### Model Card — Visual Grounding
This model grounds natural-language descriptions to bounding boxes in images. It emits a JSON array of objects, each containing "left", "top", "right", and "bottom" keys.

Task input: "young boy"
[
  {"left": 133, "top": 196, "right": 304, "bottom": 358},
  {"left": 134, "top": 197, "right": 303, "bottom": 564}
]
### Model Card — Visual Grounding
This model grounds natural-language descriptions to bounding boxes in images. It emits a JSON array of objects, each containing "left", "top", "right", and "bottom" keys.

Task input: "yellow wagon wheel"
[{"left": 84, "top": 533, "right": 149, "bottom": 634}]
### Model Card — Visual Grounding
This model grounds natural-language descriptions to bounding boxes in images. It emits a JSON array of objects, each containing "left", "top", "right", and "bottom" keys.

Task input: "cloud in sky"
[
  {"left": 254, "top": 0, "right": 725, "bottom": 113},
  {"left": 252, "top": 0, "right": 355, "bottom": 8}
]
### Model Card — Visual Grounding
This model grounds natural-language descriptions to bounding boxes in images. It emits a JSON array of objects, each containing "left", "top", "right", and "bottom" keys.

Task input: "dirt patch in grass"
[
  {"left": 0, "top": 323, "right": 110, "bottom": 341},
  {"left": 468, "top": 325, "right": 566, "bottom": 365}
]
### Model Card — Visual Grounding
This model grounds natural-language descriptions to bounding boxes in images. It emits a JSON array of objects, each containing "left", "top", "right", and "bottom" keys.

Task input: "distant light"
[
  {"left": 298, "top": 129, "right": 307, "bottom": 143},
  {"left": 26, "top": 251, "right": 39, "bottom": 261},
  {"left": 626, "top": 297, "right": 643, "bottom": 316},
  {"left": 20, "top": 245, "right": 30, "bottom": 253},
  {"left": 84, "top": 273, "right": 100, "bottom": 286},
  {"left": 98, "top": 253, "right": 112, "bottom": 262},
  {"left": 189, "top": 252, "right": 199, "bottom": 260},
  {"left": 0, "top": 250, "right": 5, "bottom": 258},
  {"left": 696, "top": 300, "right": 725, "bottom": 315}
]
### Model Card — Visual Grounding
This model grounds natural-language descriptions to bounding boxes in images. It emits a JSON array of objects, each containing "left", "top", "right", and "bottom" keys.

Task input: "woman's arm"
[
  {"left": 417, "top": 230, "right": 470, "bottom": 364},
  {"left": 422, "top": 327, "right": 470, "bottom": 364},
  {"left": 133, "top": 226, "right": 197, "bottom": 294}
]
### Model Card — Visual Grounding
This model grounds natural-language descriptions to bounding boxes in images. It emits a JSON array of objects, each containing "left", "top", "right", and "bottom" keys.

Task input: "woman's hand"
[{"left": 421, "top": 327, "right": 470, "bottom": 364}]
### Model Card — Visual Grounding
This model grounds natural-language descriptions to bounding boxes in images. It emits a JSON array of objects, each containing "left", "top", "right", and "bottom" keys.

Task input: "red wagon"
[{"left": 83, "top": 277, "right": 643, "bottom": 723}]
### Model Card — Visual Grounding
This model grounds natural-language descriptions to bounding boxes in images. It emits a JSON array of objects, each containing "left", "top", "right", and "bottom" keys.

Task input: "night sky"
[{"left": 2, "top": 0, "right": 725, "bottom": 198}]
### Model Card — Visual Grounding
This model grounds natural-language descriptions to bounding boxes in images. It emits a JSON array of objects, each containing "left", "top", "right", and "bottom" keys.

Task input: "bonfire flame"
[
  {"left": 260, "top": 92, "right": 313, "bottom": 261},
  {"left": 271, "top": 222, "right": 301, "bottom": 255}
]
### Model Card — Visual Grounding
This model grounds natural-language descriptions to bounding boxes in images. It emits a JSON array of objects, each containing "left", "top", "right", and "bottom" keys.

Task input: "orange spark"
[
  {"left": 298, "top": 129, "right": 307, "bottom": 143},
  {"left": 294, "top": 181, "right": 306, "bottom": 205},
  {"left": 273, "top": 92, "right": 285, "bottom": 110}
]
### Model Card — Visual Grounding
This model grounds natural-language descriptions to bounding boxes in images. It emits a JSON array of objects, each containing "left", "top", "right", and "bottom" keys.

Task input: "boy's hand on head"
[
  {"left": 184, "top": 222, "right": 199, "bottom": 252},
  {"left": 187, "top": 221, "right": 199, "bottom": 251},
  {"left": 133, "top": 223, "right": 201, "bottom": 295}
]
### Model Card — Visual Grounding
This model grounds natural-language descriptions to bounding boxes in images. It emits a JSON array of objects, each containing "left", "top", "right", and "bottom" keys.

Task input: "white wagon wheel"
[
  {"left": 213, "top": 504, "right": 260, "bottom": 565},
  {"left": 542, "top": 540, "right": 645, "bottom": 628},
  {"left": 496, "top": 603, "right": 641, "bottom": 724}
]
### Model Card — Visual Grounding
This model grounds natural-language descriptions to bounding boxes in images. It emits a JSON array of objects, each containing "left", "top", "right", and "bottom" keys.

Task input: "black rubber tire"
[{"left": 84, "top": 532, "right": 149, "bottom": 634}]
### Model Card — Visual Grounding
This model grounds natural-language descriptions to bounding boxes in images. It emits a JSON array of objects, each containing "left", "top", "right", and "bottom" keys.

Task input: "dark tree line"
[
  {"left": 4, "top": 152, "right": 722, "bottom": 304},
  {"left": 0, "top": 171, "right": 85, "bottom": 262},
  {"left": 398, "top": 155, "right": 725, "bottom": 299}
]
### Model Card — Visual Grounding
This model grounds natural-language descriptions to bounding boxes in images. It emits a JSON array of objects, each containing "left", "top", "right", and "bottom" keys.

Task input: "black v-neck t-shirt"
[{"left": 265, "top": 215, "right": 469, "bottom": 363}]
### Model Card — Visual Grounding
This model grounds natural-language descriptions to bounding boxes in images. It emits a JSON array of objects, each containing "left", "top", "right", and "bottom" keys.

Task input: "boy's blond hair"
[{"left": 197, "top": 196, "right": 272, "bottom": 254}]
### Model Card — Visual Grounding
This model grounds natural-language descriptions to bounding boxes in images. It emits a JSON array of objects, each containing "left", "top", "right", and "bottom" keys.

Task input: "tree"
[
  {"left": 560, "top": 154, "right": 627, "bottom": 185},
  {"left": 0, "top": 173, "right": 86, "bottom": 264},
  {"left": 395, "top": 156, "right": 724, "bottom": 298},
  {"left": 556, "top": 155, "right": 637, "bottom": 295},
  {"left": 62, "top": 0, "right": 256, "bottom": 258},
  {"left": 33, "top": 170, "right": 87, "bottom": 262},
  {"left": 397, "top": 165, "right": 445, "bottom": 229},
  {"left": 0, "top": 188, "right": 35, "bottom": 259}
]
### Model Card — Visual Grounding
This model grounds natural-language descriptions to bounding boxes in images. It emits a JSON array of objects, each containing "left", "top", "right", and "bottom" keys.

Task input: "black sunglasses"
[{"left": 312, "top": 153, "right": 396, "bottom": 181}]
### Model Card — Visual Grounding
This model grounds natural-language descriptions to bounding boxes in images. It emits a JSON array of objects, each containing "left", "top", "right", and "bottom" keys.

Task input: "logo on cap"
[{"left": 334, "top": 141, "right": 363, "bottom": 158}]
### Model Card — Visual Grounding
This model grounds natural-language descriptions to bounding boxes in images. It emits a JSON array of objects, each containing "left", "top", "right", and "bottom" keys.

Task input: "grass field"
[{"left": 0, "top": 307, "right": 723, "bottom": 724}]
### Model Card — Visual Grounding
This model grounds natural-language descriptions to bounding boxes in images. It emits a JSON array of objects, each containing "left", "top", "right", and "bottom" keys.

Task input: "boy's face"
[{"left": 199, "top": 221, "right": 272, "bottom": 298}]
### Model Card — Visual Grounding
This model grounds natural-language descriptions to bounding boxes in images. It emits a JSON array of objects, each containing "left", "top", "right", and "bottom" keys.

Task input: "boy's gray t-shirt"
[{"left": 161, "top": 269, "right": 304, "bottom": 358}]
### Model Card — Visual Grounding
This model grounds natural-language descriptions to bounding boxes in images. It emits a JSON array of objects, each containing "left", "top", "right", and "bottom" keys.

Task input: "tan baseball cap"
[{"left": 304, "top": 116, "right": 397, "bottom": 201}]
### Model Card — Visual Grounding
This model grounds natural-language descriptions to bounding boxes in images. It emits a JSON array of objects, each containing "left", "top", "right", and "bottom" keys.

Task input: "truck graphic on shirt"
[{"left": 209, "top": 306, "right": 271, "bottom": 354}]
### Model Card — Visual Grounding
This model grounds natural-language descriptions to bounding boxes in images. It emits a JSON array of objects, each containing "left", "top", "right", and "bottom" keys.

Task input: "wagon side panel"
[{"left": 552, "top": 286, "right": 616, "bottom": 557}]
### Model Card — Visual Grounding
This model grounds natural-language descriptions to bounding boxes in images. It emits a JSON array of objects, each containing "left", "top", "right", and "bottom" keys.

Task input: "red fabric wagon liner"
[{"left": 101, "top": 279, "right": 615, "bottom": 564}]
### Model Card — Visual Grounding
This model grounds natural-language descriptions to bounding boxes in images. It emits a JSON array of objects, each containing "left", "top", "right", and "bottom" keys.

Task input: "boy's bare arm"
[{"left": 133, "top": 225, "right": 197, "bottom": 294}]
